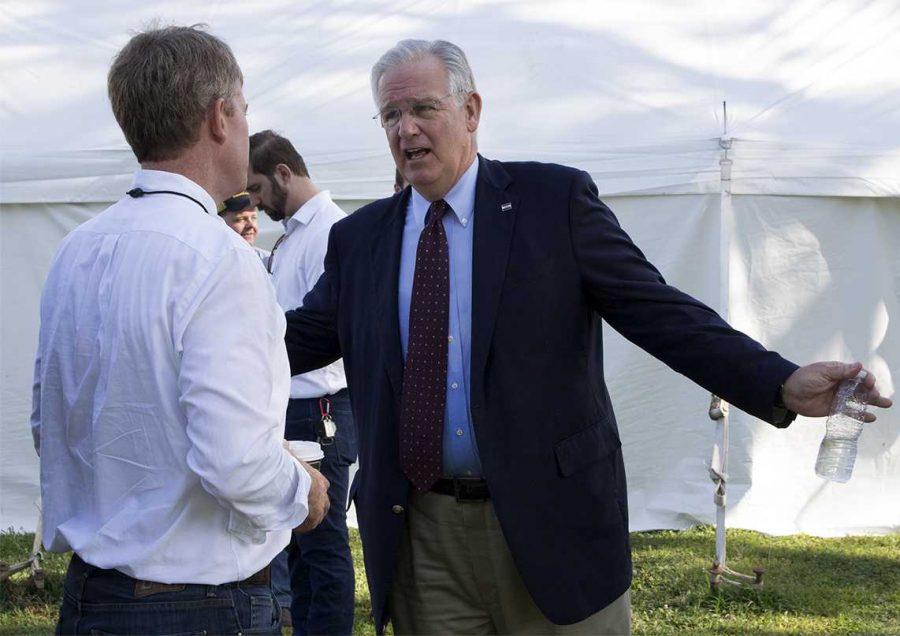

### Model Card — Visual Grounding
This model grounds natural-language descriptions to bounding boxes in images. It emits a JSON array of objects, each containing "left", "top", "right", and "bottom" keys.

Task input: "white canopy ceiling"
[{"left": 2, "top": 0, "right": 900, "bottom": 201}]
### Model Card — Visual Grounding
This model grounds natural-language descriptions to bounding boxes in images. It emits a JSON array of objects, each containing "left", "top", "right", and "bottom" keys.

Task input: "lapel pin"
[{"left": 500, "top": 202, "right": 513, "bottom": 212}]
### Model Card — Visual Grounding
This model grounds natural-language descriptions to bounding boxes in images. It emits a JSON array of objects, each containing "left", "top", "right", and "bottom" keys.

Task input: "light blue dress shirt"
[{"left": 398, "top": 158, "right": 481, "bottom": 478}]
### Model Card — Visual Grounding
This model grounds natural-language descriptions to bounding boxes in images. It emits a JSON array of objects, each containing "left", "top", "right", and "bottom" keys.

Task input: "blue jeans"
[
  {"left": 57, "top": 553, "right": 281, "bottom": 635},
  {"left": 273, "top": 390, "right": 357, "bottom": 635}
]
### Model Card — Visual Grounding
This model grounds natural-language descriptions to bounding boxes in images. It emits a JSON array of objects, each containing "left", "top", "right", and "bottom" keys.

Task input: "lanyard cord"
[
  {"left": 266, "top": 232, "right": 288, "bottom": 274},
  {"left": 126, "top": 188, "right": 209, "bottom": 215}
]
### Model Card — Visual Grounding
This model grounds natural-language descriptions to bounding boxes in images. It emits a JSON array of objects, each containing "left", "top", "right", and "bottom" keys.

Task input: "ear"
[
  {"left": 464, "top": 91, "right": 482, "bottom": 133},
  {"left": 208, "top": 97, "right": 229, "bottom": 143},
  {"left": 274, "top": 163, "right": 293, "bottom": 186}
]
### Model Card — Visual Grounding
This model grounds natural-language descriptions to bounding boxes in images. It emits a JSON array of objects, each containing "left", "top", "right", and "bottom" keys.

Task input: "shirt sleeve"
[
  {"left": 300, "top": 225, "right": 332, "bottom": 294},
  {"left": 174, "top": 247, "right": 310, "bottom": 540}
]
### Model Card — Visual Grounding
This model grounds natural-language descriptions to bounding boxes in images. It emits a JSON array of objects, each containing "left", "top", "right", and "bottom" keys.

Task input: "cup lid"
[{"left": 287, "top": 440, "right": 324, "bottom": 462}]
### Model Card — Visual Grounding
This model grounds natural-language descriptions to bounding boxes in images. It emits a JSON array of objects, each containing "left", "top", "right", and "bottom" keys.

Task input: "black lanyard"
[
  {"left": 126, "top": 188, "right": 209, "bottom": 215},
  {"left": 266, "top": 232, "right": 288, "bottom": 274}
]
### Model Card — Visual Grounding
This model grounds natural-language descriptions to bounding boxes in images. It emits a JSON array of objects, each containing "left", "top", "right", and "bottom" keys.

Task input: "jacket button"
[{"left": 391, "top": 505, "right": 405, "bottom": 514}]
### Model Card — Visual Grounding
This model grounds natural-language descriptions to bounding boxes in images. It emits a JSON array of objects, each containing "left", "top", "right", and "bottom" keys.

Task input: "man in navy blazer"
[{"left": 284, "top": 39, "right": 891, "bottom": 635}]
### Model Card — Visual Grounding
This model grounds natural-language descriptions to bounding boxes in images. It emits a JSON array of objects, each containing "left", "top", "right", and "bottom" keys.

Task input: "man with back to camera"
[
  {"left": 30, "top": 25, "right": 329, "bottom": 636},
  {"left": 247, "top": 130, "right": 358, "bottom": 635},
  {"left": 281, "top": 39, "right": 892, "bottom": 635}
]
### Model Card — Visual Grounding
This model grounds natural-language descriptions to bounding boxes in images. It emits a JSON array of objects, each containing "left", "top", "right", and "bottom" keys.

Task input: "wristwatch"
[{"left": 773, "top": 384, "right": 798, "bottom": 428}]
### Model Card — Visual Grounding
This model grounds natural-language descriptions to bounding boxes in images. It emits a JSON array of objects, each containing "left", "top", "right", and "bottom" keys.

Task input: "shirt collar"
[
  {"left": 130, "top": 169, "right": 217, "bottom": 215},
  {"left": 410, "top": 157, "right": 479, "bottom": 226},
  {"left": 284, "top": 190, "right": 331, "bottom": 234}
]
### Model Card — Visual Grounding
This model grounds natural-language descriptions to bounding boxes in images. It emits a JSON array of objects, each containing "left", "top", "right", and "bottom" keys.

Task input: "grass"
[
  {"left": 630, "top": 527, "right": 899, "bottom": 635},
  {"left": 1, "top": 526, "right": 898, "bottom": 635}
]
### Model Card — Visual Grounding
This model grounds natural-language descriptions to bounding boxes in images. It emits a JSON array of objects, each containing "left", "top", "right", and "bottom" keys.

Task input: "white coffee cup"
[{"left": 286, "top": 440, "right": 324, "bottom": 469}]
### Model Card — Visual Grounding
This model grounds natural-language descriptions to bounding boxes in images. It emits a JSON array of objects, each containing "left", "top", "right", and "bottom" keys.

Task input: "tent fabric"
[
  {"left": 4, "top": 0, "right": 900, "bottom": 201},
  {"left": 1, "top": 1, "right": 898, "bottom": 535}
]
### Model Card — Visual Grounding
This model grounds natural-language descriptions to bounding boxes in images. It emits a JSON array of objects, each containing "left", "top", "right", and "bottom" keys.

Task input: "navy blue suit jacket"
[{"left": 284, "top": 156, "right": 798, "bottom": 631}]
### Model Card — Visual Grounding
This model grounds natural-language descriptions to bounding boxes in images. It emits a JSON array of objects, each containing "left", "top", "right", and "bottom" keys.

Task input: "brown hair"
[
  {"left": 108, "top": 25, "right": 243, "bottom": 162},
  {"left": 248, "top": 130, "right": 309, "bottom": 178}
]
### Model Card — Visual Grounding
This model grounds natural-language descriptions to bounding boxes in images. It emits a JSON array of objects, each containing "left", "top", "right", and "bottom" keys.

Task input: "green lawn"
[{"left": 2, "top": 526, "right": 897, "bottom": 635}]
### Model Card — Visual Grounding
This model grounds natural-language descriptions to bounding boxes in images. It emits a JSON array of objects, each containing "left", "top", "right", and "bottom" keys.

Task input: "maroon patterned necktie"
[{"left": 399, "top": 199, "right": 450, "bottom": 491}]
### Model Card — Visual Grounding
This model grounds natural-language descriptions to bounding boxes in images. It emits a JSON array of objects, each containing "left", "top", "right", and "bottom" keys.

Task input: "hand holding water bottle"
[
  {"left": 779, "top": 362, "right": 892, "bottom": 483},
  {"left": 781, "top": 361, "right": 891, "bottom": 422}
]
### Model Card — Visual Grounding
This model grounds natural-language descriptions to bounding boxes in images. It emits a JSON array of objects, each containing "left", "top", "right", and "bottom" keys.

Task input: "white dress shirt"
[
  {"left": 269, "top": 191, "right": 347, "bottom": 399},
  {"left": 31, "top": 169, "right": 310, "bottom": 584},
  {"left": 253, "top": 245, "right": 271, "bottom": 263}
]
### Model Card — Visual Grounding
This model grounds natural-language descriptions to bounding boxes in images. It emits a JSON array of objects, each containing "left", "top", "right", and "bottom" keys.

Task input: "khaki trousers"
[{"left": 389, "top": 490, "right": 631, "bottom": 635}]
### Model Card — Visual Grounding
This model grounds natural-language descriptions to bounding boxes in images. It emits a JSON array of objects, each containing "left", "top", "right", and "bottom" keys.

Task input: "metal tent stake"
[
  {"left": 707, "top": 394, "right": 765, "bottom": 591},
  {"left": 0, "top": 499, "right": 45, "bottom": 588}
]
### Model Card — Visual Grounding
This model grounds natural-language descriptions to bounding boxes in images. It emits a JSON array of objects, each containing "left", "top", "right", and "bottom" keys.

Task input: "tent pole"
[
  {"left": 712, "top": 101, "right": 733, "bottom": 586},
  {"left": 707, "top": 105, "right": 764, "bottom": 590}
]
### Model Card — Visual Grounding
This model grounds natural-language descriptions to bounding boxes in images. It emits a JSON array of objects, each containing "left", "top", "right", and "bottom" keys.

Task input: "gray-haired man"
[{"left": 282, "top": 38, "right": 891, "bottom": 635}]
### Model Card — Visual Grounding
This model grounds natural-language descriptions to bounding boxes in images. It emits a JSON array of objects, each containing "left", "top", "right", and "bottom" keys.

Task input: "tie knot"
[{"left": 426, "top": 199, "right": 449, "bottom": 227}]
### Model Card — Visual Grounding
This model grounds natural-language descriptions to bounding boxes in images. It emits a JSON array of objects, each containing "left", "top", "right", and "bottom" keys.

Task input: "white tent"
[{"left": 1, "top": 0, "right": 898, "bottom": 535}]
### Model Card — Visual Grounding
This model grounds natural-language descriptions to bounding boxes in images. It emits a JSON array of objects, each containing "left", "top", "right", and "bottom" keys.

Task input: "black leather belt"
[{"left": 430, "top": 477, "right": 491, "bottom": 502}]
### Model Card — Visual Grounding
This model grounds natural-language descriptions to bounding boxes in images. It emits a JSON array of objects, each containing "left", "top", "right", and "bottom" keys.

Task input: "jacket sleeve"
[
  {"left": 568, "top": 169, "right": 798, "bottom": 422},
  {"left": 284, "top": 224, "right": 343, "bottom": 376}
]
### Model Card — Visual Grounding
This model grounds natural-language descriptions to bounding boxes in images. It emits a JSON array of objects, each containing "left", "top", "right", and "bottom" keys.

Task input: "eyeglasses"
[{"left": 373, "top": 92, "right": 463, "bottom": 129}]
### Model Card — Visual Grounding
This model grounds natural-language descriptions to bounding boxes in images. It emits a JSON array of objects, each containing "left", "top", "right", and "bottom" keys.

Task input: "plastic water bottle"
[{"left": 815, "top": 371, "right": 869, "bottom": 483}]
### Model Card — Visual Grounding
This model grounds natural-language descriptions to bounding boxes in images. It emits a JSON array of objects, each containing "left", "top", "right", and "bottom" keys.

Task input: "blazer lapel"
[
  {"left": 370, "top": 191, "right": 408, "bottom": 402},
  {"left": 471, "top": 157, "right": 518, "bottom": 392}
]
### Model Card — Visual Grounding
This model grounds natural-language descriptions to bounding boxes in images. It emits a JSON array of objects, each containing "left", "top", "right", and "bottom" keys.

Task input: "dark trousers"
[
  {"left": 56, "top": 553, "right": 281, "bottom": 635},
  {"left": 273, "top": 390, "right": 357, "bottom": 635}
]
